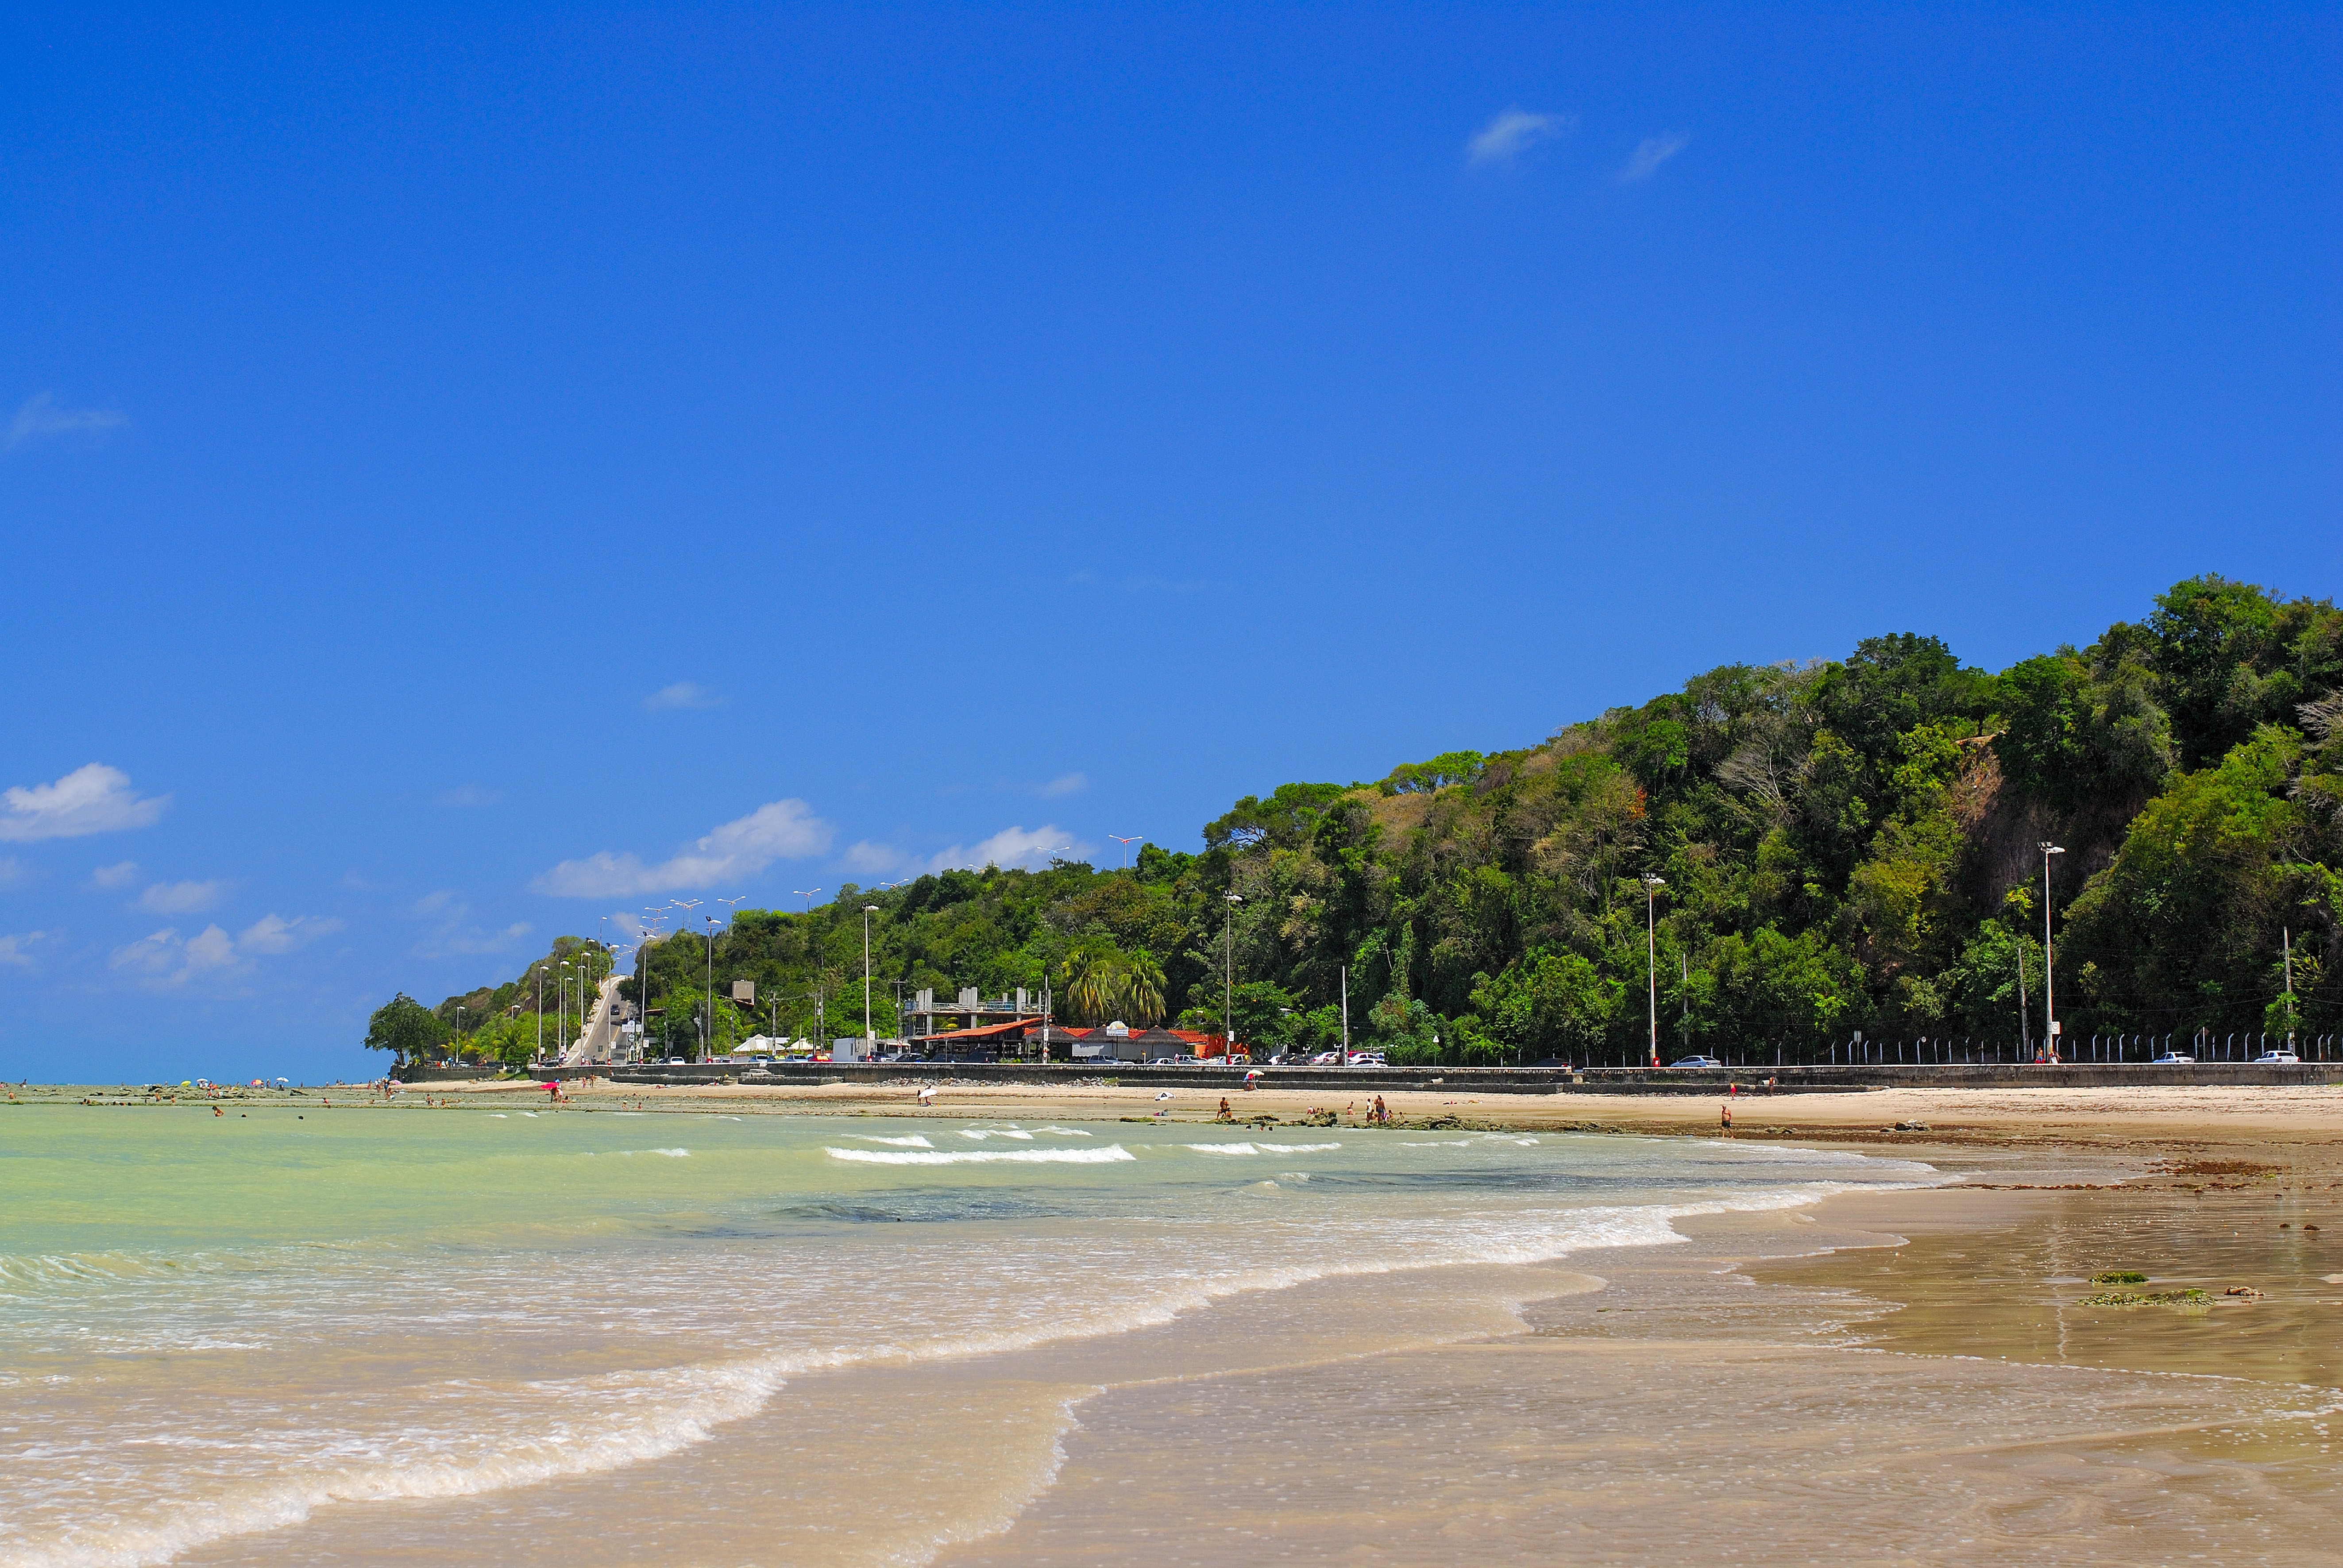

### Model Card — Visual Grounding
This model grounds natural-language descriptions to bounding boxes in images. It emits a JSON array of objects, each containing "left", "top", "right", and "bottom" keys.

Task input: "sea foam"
[{"left": 823, "top": 1145, "right": 1135, "bottom": 1166}]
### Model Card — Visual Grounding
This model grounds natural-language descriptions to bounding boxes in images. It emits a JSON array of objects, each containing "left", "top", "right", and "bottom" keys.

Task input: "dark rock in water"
[{"left": 1892, "top": 1120, "right": 1930, "bottom": 1132}]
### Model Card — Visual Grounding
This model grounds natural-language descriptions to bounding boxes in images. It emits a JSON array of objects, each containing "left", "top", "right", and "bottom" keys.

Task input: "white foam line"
[
  {"left": 850, "top": 1134, "right": 935, "bottom": 1148},
  {"left": 823, "top": 1145, "right": 1136, "bottom": 1166},
  {"left": 957, "top": 1128, "right": 1036, "bottom": 1141},
  {"left": 1034, "top": 1126, "right": 1092, "bottom": 1137},
  {"left": 1183, "top": 1141, "right": 1342, "bottom": 1156}
]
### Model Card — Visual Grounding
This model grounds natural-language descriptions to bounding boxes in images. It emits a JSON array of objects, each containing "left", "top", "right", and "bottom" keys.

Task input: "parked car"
[
  {"left": 2150, "top": 1052, "right": 2195, "bottom": 1064},
  {"left": 873, "top": 1051, "right": 918, "bottom": 1063},
  {"left": 1670, "top": 1056, "right": 1725, "bottom": 1068},
  {"left": 2255, "top": 1050, "right": 2301, "bottom": 1063}
]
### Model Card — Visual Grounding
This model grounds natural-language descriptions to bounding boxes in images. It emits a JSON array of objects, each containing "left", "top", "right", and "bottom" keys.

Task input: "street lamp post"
[
  {"left": 704, "top": 916, "right": 718, "bottom": 1060},
  {"left": 1339, "top": 963, "right": 1349, "bottom": 1067},
  {"left": 1642, "top": 876, "right": 1666, "bottom": 1068},
  {"left": 1110, "top": 834, "right": 1145, "bottom": 868},
  {"left": 535, "top": 962, "right": 546, "bottom": 1063},
  {"left": 2039, "top": 844, "right": 2066, "bottom": 1061},
  {"left": 1223, "top": 891, "right": 1243, "bottom": 1057},
  {"left": 862, "top": 905, "right": 879, "bottom": 1049}
]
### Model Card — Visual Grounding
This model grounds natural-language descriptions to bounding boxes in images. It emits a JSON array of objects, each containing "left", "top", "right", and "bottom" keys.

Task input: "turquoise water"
[{"left": 0, "top": 1105, "right": 1938, "bottom": 1567}]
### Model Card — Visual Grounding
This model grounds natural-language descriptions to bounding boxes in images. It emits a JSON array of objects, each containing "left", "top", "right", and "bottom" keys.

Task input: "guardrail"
[{"left": 594, "top": 1060, "right": 2343, "bottom": 1094}]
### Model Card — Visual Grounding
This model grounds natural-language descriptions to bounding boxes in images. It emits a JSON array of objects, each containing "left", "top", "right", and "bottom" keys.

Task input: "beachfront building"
[{"left": 903, "top": 986, "right": 1046, "bottom": 1040}]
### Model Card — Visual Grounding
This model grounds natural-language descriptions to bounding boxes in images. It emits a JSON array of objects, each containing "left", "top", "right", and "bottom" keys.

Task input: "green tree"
[{"left": 363, "top": 993, "right": 447, "bottom": 1066}]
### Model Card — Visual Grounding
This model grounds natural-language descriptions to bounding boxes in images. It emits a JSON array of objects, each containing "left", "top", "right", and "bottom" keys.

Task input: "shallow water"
[{"left": 0, "top": 1107, "right": 1934, "bottom": 1567}]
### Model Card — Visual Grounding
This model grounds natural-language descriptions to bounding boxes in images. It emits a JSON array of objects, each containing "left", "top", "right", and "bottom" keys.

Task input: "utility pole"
[
  {"left": 2285, "top": 926, "right": 2297, "bottom": 1046},
  {"left": 1339, "top": 964, "right": 1349, "bottom": 1066},
  {"left": 1679, "top": 952, "right": 1690, "bottom": 1053},
  {"left": 2017, "top": 941, "right": 2030, "bottom": 1052},
  {"left": 536, "top": 962, "right": 545, "bottom": 1063},
  {"left": 704, "top": 916, "right": 717, "bottom": 1060}
]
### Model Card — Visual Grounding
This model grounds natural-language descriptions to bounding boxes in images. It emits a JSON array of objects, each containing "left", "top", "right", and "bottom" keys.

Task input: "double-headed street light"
[
  {"left": 2039, "top": 843, "right": 2066, "bottom": 1060},
  {"left": 1223, "top": 890, "right": 1243, "bottom": 1056},
  {"left": 1642, "top": 875, "right": 1667, "bottom": 1068},
  {"left": 862, "top": 905, "right": 880, "bottom": 1049}
]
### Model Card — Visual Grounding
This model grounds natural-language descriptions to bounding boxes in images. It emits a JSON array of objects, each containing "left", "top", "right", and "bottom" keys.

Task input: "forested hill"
[{"left": 443, "top": 574, "right": 2343, "bottom": 1066}]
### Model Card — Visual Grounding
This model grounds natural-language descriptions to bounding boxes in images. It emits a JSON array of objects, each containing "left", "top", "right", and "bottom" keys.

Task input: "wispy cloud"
[
  {"left": 404, "top": 888, "right": 534, "bottom": 957},
  {"left": 0, "top": 856, "right": 34, "bottom": 888},
  {"left": 1467, "top": 108, "right": 1574, "bottom": 166},
  {"left": 926, "top": 824, "right": 1092, "bottom": 874},
  {"left": 110, "top": 925, "right": 240, "bottom": 986},
  {"left": 533, "top": 799, "right": 836, "bottom": 898},
  {"left": 1617, "top": 132, "right": 1690, "bottom": 182},
  {"left": 0, "top": 763, "right": 169, "bottom": 841},
  {"left": 1038, "top": 772, "right": 1088, "bottom": 798},
  {"left": 643, "top": 682, "right": 724, "bottom": 712},
  {"left": 89, "top": 860, "right": 140, "bottom": 889},
  {"left": 840, "top": 840, "right": 907, "bottom": 875},
  {"left": 0, "top": 931, "right": 48, "bottom": 967},
  {"left": 139, "top": 878, "right": 235, "bottom": 914},
  {"left": 236, "top": 913, "right": 343, "bottom": 955},
  {"left": 6, "top": 393, "right": 127, "bottom": 452},
  {"left": 436, "top": 783, "right": 503, "bottom": 808}
]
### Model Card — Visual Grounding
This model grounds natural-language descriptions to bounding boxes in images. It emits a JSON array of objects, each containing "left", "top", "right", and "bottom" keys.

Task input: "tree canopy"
[{"left": 386, "top": 575, "right": 2343, "bottom": 1065}]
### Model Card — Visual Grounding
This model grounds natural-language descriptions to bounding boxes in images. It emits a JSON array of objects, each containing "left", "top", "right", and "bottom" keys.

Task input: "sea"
[{"left": 0, "top": 1102, "right": 2028, "bottom": 1566}]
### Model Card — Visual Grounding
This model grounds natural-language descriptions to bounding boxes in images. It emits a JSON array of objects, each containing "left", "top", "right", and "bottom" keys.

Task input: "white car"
[
  {"left": 2255, "top": 1051, "right": 2301, "bottom": 1064},
  {"left": 2151, "top": 1052, "right": 2195, "bottom": 1064}
]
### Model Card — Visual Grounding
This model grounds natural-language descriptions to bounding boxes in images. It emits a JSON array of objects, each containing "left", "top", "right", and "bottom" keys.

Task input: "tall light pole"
[
  {"left": 793, "top": 888, "right": 822, "bottom": 913},
  {"left": 704, "top": 916, "right": 718, "bottom": 1059},
  {"left": 1110, "top": 835, "right": 1145, "bottom": 868},
  {"left": 2039, "top": 844, "right": 2065, "bottom": 1060},
  {"left": 1223, "top": 890, "right": 1243, "bottom": 1056},
  {"left": 536, "top": 961, "right": 546, "bottom": 1063},
  {"left": 1642, "top": 876, "right": 1666, "bottom": 1068},
  {"left": 718, "top": 895, "right": 745, "bottom": 926},
  {"left": 1339, "top": 963, "right": 1349, "bottom": 1066},
  {"left": 559, "top": 960, "right": 572, "bottom": 1060},
  {"left": 862, "top": 905, "right": 879, "bottom": 1046}
]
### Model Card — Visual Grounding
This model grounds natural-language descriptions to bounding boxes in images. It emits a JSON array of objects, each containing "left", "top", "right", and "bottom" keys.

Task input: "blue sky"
[{"left": 4, "top": 4, "right": 2336, "bottom": 1083}]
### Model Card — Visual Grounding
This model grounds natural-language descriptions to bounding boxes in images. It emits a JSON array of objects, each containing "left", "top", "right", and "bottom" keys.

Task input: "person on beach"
[
  {"left": 1720, "top": 1101, "right": 1733, "bottom": 1136},
  {"left": 1216, "top": 1097, "right": 1234, "bottom": 1122},
  {"left": 1372, "top": 1095, "right": 1389, "bottom": 1125},
  {"left": 916, "top": 1085, "right": 936, "bottom": 1106}
]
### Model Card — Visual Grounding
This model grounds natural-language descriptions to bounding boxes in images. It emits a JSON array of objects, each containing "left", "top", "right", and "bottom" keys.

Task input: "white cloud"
[
  {"left": 139, "top": 878, "right": 235, "bottom": 914},
  {"left": 0, "top": 931, "right": 47, "bottom": 967},
  {"left": 1618, "top": 132, "right": 1690, "bottom": 182},
  {"left": 0, "top": 763, "right": 169, "bottom": 841},
  {"left": 643, "top": 682, "right": 724, "bottom": 712},
  {"left": 1467, "top": 108, "right": 1574, "bottom": 166},
  {"left": 534, "top": 799, "right": 835, "bottom": 897},
  {"left": 1039, "top": 772, "right": 1088, "bottom": 798},
  {"left": 237, "top": 913, "right": 344, "bottom": 955},
  {"left": 926, "top": 824, "right": 1092, "bottom": 874},
  {"left": 0, "top": 856, "right": 33, "bottom": 888},
  {"left": 89, "top": 860, "right": 140, "bottom": 889},
  {"left": 436, "top": 783, "right": 502, "bottom": 808},
  {"left": 6, "top": 392, "right": 127, "bottom": 452}
]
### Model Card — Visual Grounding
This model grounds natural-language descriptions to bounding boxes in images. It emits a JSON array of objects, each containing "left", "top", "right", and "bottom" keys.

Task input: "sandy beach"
[{"left": 17, "top": 1079, "right": 2343, "bottom": 1564}]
